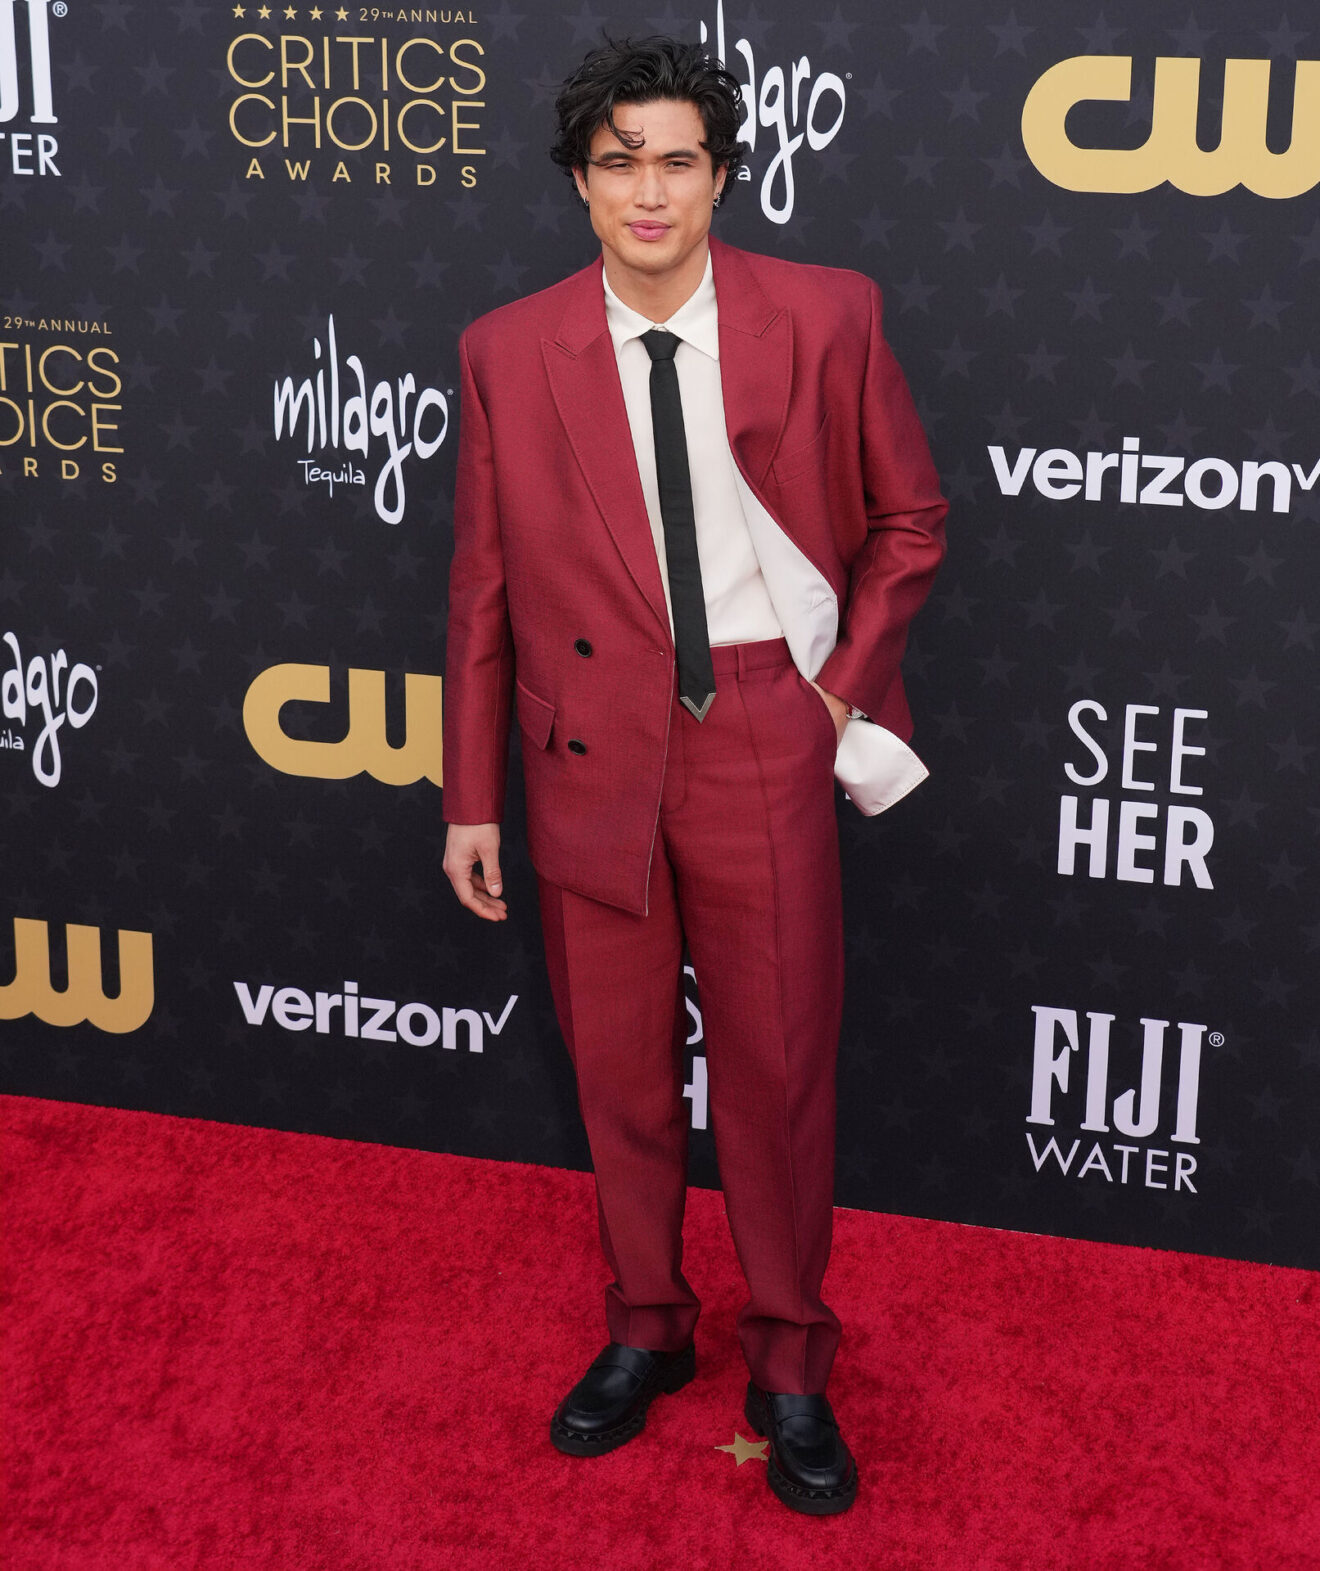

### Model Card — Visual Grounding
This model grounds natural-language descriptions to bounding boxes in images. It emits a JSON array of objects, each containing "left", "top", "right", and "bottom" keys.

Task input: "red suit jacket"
[{"left": 443, "top": 236, "right": 947, "bottom": 914}]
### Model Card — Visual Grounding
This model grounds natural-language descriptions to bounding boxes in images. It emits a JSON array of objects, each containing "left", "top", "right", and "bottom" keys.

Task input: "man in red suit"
[{"left": 442, "top": 37, "right": 946, "bottom": 1515}]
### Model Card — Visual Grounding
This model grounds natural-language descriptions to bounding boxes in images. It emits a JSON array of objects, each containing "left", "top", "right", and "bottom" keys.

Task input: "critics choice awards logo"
[
  {"left": 0, "top": 324, "right": 122, "bottom": 486},
  {"left": 222, "top": 2, "right": 845, "bottom": 217},
  {"left": 224, "top": 6, "right": 485, "bottom": 190}
]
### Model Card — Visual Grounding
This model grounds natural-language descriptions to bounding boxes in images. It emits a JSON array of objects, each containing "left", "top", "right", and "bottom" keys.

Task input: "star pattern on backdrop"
[{"left": 0, "top": 0, "right": 1312, "bottom": 1272}]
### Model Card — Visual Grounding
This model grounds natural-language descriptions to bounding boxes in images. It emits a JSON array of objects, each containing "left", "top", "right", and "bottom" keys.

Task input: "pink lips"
[{"left": 628, "top": 222, "right": 671, "bottom": 241}]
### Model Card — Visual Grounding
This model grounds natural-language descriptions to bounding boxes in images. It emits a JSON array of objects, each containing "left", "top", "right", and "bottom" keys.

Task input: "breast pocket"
[
  {"left": 515, "top": 677, "right": 555, "bottom": 751},
  {"left": 771, "top": 411, "right": 832, "bottom": 486}
]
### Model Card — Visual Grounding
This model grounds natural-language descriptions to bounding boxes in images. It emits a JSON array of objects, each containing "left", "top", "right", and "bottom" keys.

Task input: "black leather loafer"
[
  {"left": 744, "top": 1382, "right": 859, "bottom": 1514},
  {"left": 550, "top": 1342, "right": 696, "bottom": 1456}
]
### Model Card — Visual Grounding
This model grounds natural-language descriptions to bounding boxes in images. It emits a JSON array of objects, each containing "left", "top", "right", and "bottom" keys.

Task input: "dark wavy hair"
[{"left": 550, "top": 36, "right": 747, "bottom": 203}]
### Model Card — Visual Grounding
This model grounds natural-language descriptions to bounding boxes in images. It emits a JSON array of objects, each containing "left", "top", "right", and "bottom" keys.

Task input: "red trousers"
[{"left": 537, "top": 638, "right": 845, "bottom": 1394}]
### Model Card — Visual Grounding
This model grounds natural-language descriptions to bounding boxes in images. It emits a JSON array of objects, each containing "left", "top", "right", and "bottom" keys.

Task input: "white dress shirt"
[
  {"left": 603, "top": 253, "right": 783, "bottom": 647},
  {"left": 602, "top": 248, "right": 929, "bottom": 817}
]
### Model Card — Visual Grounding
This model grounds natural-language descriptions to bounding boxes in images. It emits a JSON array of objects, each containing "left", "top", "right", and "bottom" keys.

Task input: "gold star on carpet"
[
  {"left": 309, "top": 4, "right": 323, "bottom": 15},
  {"left": 232, "top": 3, "right": 246, "bottom": 15},
  {"left": 256, "top": 4, "right": 271, "bottom": 16},
  {"left": 715, "top": 1431, "right": 768, "bottom": 1466},
  {"left": 335, "top": 5, "right": 349, "bottom": 17},
  {"left": 284, "top": 4, "right": 297, "bottom": 15}
]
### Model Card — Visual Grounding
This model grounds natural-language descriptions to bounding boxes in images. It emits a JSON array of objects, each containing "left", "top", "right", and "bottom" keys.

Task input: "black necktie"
[{"left": 641, "top": 329, "right": 716, "bottom": 722}]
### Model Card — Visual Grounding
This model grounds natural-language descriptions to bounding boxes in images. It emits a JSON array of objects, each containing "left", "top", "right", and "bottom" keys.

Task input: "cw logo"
[
  {"left": 0, "top": 918, "right": 153, "bottom": 1033},
  {"left": 1022, "top": 55, "right": 1320, "bottom": 197},
  {"left": 243, "top": 663, "right": 443, "bottom": 785}
]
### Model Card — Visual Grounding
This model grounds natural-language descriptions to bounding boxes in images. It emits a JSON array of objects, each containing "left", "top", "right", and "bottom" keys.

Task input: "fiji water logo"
[{"left": 1, "top": 0, "right": 63, "bottom": 178}]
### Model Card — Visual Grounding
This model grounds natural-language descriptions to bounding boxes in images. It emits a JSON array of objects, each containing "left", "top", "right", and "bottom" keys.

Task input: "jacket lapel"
[
  {"left": 709, "top": 236, "right": 792, "bottom": 491},
  {"left": 542, "top": 260, "right": 671, "bottom": 637}
]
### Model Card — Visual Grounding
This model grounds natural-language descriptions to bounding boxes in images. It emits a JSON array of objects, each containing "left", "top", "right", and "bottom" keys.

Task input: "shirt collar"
[{"left": 602, "top": 249, "right": 719, "bottom": 361}]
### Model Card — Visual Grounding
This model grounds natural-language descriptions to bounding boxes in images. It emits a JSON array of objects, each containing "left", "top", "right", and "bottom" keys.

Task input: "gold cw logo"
[
  {"left": 0, "top": 918, "right": 153, "bottom": 1033},
  {"left": 243, "top": 663, "right": 443, "bottom": 785},
  {"left": 1022, "top": 55, "right": 1320, "bottom": 197}
]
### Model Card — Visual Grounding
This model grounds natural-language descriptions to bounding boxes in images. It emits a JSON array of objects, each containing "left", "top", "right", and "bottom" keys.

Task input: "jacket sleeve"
[
  {"left": 814, "top": 279, "right": 947, "bottom": 732},
  {"left": 442, "top": 327, "right": 515, "bottom": 825}
]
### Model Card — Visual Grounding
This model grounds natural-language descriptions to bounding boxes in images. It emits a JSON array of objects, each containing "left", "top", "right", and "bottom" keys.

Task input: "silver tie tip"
[{"left": 679, "top": 692, "right": 716, "bottom": 722}]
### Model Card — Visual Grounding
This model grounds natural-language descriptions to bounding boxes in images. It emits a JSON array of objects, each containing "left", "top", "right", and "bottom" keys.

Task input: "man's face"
[{"left": 572, "top": 97, "right": 726, "bottom": 282}]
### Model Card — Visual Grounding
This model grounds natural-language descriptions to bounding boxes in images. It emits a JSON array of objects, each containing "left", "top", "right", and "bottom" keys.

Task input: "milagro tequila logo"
[
  {"left": 271, "top": 315, "right": 449, "bottom": 525},
  {"left": 0, "top": 0, "right": 62, "bottom": 177},
  {"left": 700, "top": 0, "right": 847, "bottom": 224},
  {"left": 1, "top": 629, "right": 98, "bottom": 787}
]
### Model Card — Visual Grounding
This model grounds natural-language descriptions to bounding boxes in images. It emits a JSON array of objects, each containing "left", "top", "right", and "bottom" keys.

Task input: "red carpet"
[{"left": 2, "top": 1094, "right": 1317, "bottom": 1570}]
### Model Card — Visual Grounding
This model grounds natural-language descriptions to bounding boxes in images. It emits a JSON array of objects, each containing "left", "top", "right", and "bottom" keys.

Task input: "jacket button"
[
  {"left": 567, "top": 739, "right": 587, "bottom": 755},
  {"left": 574, "top": 638, "right": 593, "bottom": 657}
]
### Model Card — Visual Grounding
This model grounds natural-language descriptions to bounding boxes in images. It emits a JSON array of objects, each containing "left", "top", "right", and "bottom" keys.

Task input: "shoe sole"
[
  {"left": 744, "top": 1385, "right": 859, "bottom": 1516},
  {"left": 550, "top": 1343, "right": 696, "bottom": 1457}
]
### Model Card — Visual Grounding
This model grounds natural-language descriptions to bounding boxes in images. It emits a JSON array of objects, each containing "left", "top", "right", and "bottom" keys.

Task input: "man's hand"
[
  {"left": 810, "top": 682, "right": 850, "bottom": 746},
  {"left": 443, "top": 822, "right": 507, "bottom": 921}
]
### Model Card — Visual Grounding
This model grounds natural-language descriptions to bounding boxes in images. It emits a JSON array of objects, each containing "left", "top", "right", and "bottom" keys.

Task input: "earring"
[
  {"left": 713, "top": 193, "right": 722, "bottom": 208},
  {"left": 582, "top": 197, "right": 589, "bottom": 208}
]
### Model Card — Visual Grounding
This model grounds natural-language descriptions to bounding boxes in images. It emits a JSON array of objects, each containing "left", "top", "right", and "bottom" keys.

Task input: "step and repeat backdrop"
[{"left": 2, "top": 0, "right": 1315, "bottom": 1269}]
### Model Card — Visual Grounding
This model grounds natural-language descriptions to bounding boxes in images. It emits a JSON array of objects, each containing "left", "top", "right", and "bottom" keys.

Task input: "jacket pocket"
[
  {"left": 515, "top": 677, "right": 555, "bottom": 750},
  {"left": 771, "top": 410, "right": 831, "bottom": 485}
]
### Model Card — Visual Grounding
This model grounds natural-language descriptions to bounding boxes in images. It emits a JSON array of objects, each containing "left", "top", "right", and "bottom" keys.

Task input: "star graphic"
[
  {"left": 1024, "top": 212, "right": 1069, "bottom": 255},
  {"left": 1278, "top": 607, "right": 1318, "bottom": 649},
  {"left": 257, "top": 5, "right": 272, "bottom": 17},
  {"left": 336, "top": 5, "right": 349, "bottom": 15},
  {"left": 1153, "top": 280, "right": 1200, "bottom": 326},
  {"left": 1077, "top": 14, "right": 1125, "bottom": 49},
  {"left": 1191, "top": 348, "right": 1238, "bottom": 391},
  {"left": 1283, "top": 352, "right": 1320, "bottom": 395},
  {"left": 1168, "top": 13, "right": 1215, "bottom": 53},
  {"left": 284, "top": 5, "right": 297, "bottom": 17},
  {"left": 901, "top": 9, "right": 946, "bottom": 51},
  {"left": 1243, "top": 284, "right": 1290, "bottom": 330},
  {"left": 943, "top": 76, "right": 988, "bottom": 122},
  {"left": 895, "top": 270, "right": 938, "bottom": 313},
  {"left": 1202, "top": 217, "right": 1246, "bottom": 263},
  {"left": 983, "top": 142, "right": 1027, "bottom": 187},
  {"left": 897, "top": 142, "right": 942, "bottom": 186},
  {"left": 309, "top": 4, "right": 323, "bottom": 15},
  {"left": 815, "top": 6, "right": 860, "bottom": 47},
  {"left": 1112, "top": 212, "right": 1157, "bottom": 259},
  {"left": 1065, "top": 277, "right": 1111, "bottom": 322},
  {"left": 715, "top": 1431, "right": 767, "bottom": 1465},
  {"left": 857, "top": 67, "right": 900, "bottom": 118},
  {"left": 487, "top": 1, "right": 524, "bottom": 40},
  {"left": 233, "top": 4, "right": 245, "bottom": 13}
]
